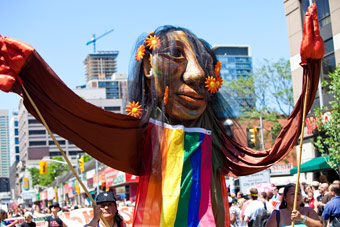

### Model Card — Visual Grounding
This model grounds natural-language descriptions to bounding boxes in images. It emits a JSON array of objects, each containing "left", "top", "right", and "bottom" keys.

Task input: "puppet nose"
[{"left": 183, "top": 58, "right": 205, "bottom": 86}]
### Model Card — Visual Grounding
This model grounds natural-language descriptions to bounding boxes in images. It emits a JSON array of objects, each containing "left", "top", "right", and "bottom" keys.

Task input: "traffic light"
[
  {"left": 40, "top": 160, "right": 47, "bottom": 174},
  {"left": 75, "top": 181, "right": 80, "bottom": 194},
  {"left": 247, "top": 128, "right": 258, "bottom": 148},
  {"left": 79, "top": 156, "right": 84, "bottom": 172},
  {"left": 24, "top": 177, "right": 29, "bottom": 189}
]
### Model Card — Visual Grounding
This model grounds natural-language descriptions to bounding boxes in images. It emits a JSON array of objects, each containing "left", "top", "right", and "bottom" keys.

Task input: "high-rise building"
[
  {"left": 87, "top": 73, "right": 127, "bottom": 99},
  {"left": 284, "top": 0, "right": 340, "bottom": 182},
  {"left": 284, "top": 0, "right": 339, "bottom": 107},
  {"left": 18, "top": 99, "right": 85, "bottom": 163},
  {"left": 10, "top": 111, "right": 20, "bottom": 166},
  {"left": 212, "top": 45, "right": 254, "bottom": 117},
  {"left": 0, "top": 110, "right": 10, "bottom": 178},
  {"left": 84, "top": 51, "right": 119, "bottom": 82}
]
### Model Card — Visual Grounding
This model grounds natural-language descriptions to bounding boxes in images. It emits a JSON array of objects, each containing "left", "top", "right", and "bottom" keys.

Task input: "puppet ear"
[{"left": 142, "top": 53, "right": 153, "bottom": 79}]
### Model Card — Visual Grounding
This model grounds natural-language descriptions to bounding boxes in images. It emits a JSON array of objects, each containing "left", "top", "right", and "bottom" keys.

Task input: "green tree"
[
  {"left": 224, "top": 58, "right": 294, "bottom": 143},
  {"left": 314, "top": 64, "right": 340, "bottom": 174},
  {"left": 28, "top": 156, "right": 70, "bottom": 187}
]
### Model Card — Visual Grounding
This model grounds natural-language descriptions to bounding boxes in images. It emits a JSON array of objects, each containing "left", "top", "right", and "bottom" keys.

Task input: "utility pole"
[{"left": 260, "top": 115, "right": 265, "bottom": 150}]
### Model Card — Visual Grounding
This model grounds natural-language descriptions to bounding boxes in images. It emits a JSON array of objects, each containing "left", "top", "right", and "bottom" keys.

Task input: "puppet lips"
[
  {"left": 177, "top": 91, "right": 204, "bottom": 100},
  {"left": 176, "top": 91, "right": 205, "bottom": 106}
]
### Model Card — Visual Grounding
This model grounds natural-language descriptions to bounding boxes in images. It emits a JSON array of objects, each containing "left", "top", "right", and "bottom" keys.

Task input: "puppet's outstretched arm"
[
  {"left": 0, "top": 36, "right": 145, "bottom": 175},
  {"left": 220, "top": 3, "right": 325, "bottom": 177}
]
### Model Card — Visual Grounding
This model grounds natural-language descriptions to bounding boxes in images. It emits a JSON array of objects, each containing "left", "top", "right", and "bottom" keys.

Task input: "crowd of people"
[
  {"left": 0, "top": 192, "right": 134, "bottom": 227},
  {"left": 229, "top": 179, "right": 340, "bottom": 227},
  {"left": 1, "top": 179, "right": 339, "bottom": 227}
]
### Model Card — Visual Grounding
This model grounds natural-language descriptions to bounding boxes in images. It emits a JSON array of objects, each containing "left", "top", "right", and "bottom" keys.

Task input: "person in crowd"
[
  {"left": 316, "top": 183, "right": 329, "bottom": 226},
  {"left": 230, "top": 198, "right": 241, "bottom": 227},
  {"left": 20, "top": 212, "right": 36, "bottom": 227},
  {"left": 244, "top": 187, "right": 265, "bottom": 227},
  {"left": 312, "top": 181, "right": 320, "bottom": 199},
  {"left": 0, "top": 210, "right": 18, "bottom": 227},
  {"left": 85, "top": 191, "right": 126, "bottom": 227},
  {"left": 322, "top": 184, "right": 340, "bottom": 226},
  {"left": 307, "top": 190, "right": 318, "bottom": 214},
  {"left": 273, "top": 187, "right": 285, "bottom": 210},
  {"left": 305, "top": 184, "right": 312, "bottom": 196},
  {"left": 33, "top": 205, "right": 42, "bottom": 218},
  {"left": 272, "top": 186, "right": 279, "bottom": 201},
  {"left": 45, "top": 202, "right": 67, "bottom": 227},
  {"left": 265, "top": 183, "right": 321, "bottom": 227},
  {"left": 301, "top": 182, "right": 308, "bottom": 198},
  {"left": 332, "top": 180, "right": 340, "bottom": 185},
  {"left": 260, "top": 191, "right": 274, "bottom": 213}
]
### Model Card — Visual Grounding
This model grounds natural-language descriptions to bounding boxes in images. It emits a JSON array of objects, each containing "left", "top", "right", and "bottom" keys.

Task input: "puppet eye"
[{"left": 165, "top": 48, "right": 184, "bottom": 58}]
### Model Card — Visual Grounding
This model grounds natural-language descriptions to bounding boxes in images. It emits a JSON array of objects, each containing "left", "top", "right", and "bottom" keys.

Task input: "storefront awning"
[{"left": 290, "top": 156, "right": 335, "bottom": 174}]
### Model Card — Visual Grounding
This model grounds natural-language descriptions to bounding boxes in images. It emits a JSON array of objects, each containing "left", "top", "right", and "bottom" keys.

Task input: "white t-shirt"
[{"left": 244, "top": 200, "right": 265, "bottom": 221}]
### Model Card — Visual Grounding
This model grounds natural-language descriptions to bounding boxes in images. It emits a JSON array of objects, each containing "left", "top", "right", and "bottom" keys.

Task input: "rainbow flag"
[{"left": 133, "top": 119, "right": 218, "bottom": 227}]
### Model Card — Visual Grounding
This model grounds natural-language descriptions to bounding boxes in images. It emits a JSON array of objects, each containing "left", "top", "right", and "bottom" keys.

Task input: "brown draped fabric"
[
  {"left": 220, "top": 60, "right": 320, "bottom": 176},
  {"left": 1, "top": 38, "right": 320, "bottom": 177}
]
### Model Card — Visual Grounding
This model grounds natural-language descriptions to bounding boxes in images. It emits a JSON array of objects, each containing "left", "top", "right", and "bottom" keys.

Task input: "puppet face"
[{"left": 145, "top": 30, "right": 210, "bottom": 121}]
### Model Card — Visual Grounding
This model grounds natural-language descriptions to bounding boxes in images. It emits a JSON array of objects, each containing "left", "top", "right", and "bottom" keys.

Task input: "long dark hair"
[
  {"left": 127, "top": 25, "right": 235, "bottom": 125},
  {"left": 279, "top": 183, "right": 304, "bottom": 209}
]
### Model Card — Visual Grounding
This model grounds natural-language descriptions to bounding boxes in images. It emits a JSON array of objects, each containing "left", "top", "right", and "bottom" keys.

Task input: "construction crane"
[{"left": 86, "top": 29, "right": 114, "bottom": 53}]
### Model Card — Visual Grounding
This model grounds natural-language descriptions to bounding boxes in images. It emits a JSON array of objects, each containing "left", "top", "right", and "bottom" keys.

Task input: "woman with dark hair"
[
  {"left": 265, "top": 183, "right": 321, "bottom": 227},
  {"left": 0, "top": 4, "right": 324, "bottom": 227},
  {"left": 85, "top": 192, "right": 126, "bottom": 227}
]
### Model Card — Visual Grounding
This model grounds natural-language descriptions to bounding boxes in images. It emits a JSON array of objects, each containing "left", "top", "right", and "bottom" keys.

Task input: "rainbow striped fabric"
[{"left": 133, "top": 119, "right": 225, "bottom": 227}]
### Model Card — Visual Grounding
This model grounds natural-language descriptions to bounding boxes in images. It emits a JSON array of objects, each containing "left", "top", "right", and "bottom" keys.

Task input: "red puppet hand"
[
  {"left": 0, "top": 36, "right": 34, "bottom": 92},
  {"left": 300, "top": 3, "right": 325, "bottom": 63}
]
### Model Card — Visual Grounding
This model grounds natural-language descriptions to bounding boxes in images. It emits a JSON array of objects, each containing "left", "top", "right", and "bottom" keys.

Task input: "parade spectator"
[
  {"left": 332, "top": 180, "right": 340, "bottom": 188},
  {"left": 0, "top": 210, "right": 18, "bottom": 227},
  {"left": 230, "top": 198, "right": 241, "bottom": 227},
  {"left": 265, "top": 183, "right": 321, "bottom": 227},
  {"left": 301, "top": 182, "right": 308, "bottom": 198},
  {"left": 45, "top": 202, "right": 67, "bottom": 227},
  {"left": 21, "top": 212, "right": 36, "bottom": 227},
  {"left": 273, "top": 187, "right": 284, "bottom": 210},
  {"left": 272, "top": 186, "right": 279, "bottom": 201},
  {"left": 312, "top": 181, "right": 320, "bottom": 199},
  {"left": 261, "top": 191, "right": 274, "bottom": 213},
  {"left": 307, "top": 190, "right": 318, "bottom": 214},
  {"left": 237, "top": 191, "right": 244, "bottom": 200},
  {"left": 244, "top": 187, "right": 264, "bottom": 227},
  {"left": 85, "top": 192, "right": 126, "bottom": 227},
  {"left": 322, "top": 184, "right": 340, "bottom": 226},
  {"left": 316, "top": 183, "right": 329, "bottom": 226},
  {"left": 33, "top": 205, "right": 42, "bottom": 218}
]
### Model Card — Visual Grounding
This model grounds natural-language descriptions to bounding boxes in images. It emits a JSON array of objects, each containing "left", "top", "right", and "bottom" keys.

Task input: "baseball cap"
[
  {"left": 24, "top": 212, "right": 33, "bottom": 218},
  {"left": 96, "top": 192, "right": 116, "bottom": 204},
  {"left": 49, "top": 202, "right": 61, "bottom": 209},
  {"left": 312, "top": 181, "right": 320, "bottom": 187},
  {"left": 278, "top": 187, "right": 284, "bottom": 195}
]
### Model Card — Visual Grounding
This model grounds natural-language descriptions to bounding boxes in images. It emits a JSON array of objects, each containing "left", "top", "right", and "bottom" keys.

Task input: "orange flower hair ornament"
[
  {"left": 164, "top": 86, "right": 169, "bottom": 105},
  {"left": 135, "top": 45, "right": 145, "bottom": 61},
  {"left": 215, "top": 75, "right": 223, "bottom": 90},
  {"left": 205, "top": 76, "right": 218, "bottom": 93},
  {"left": 125, "top": 101, "right": 143, "bottom": 118},
  {"left": 145, "top": 35, "right": 161, "bottom": 50},
  {"left": 215, "top": 61, "right": 222, "bottom": 77}
]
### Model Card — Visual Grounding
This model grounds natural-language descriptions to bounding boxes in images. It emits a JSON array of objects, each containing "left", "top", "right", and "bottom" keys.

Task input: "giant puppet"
[{"left": 0, "top": 4, "right": 324, "bottom": 227}]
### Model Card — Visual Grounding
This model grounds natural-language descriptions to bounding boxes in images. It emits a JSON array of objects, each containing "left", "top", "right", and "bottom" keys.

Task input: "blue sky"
[{"left": 1, "top": 0, "right": 290, "bottom": 115}]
